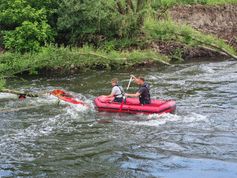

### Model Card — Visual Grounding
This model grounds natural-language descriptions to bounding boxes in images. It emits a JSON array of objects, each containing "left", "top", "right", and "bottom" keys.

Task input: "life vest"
[
  {"left": 138, "top": 83, "right": 151, "bottom": 104},
  {"left": 113, "top": 85, "right": 124, "bottom": 98},
  {"left": 111, "top": 85, "right": 124, "bottom": 103}
]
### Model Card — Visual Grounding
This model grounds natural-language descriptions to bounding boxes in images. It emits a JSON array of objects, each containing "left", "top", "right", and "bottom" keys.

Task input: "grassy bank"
[
  {"left": 144, "top": 18, "right": 237, "bottom": 58},
  {"left": 1, "top": 0, "right": 237, "bottom": 89},
  {"left": 0, "top": 46, "right": 170, "bottom": 88},
  {"left": 153, "top": 0, "right": 237, "bottom": 8},
  {"left": 1, "top": 18, "right": 237, "bottom": 89}
]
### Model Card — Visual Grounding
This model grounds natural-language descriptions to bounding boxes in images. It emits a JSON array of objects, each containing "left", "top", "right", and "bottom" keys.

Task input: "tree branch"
[
  {"left": 126, "top": 0, "right": 134, "bottom": 12},
  {"left": 175, "top": 32, "right": 237, "bottom": 60},
  {"left": 0, "top": 89, "right": 40, "bottom": 97},
  {"left": 116, "top": 0, "right": 125, "bottom": 15},
  {"left": 137, "top": 0, "right": 147, "bottom": 12}
]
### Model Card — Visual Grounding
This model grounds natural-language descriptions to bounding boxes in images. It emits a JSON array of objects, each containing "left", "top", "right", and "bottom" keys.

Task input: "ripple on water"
[
  {"left": 0, "top": 60, "right": 237, "bottom": 177},
  {"left": 0, "top": 94, "right": 93, "bottom": 164}
]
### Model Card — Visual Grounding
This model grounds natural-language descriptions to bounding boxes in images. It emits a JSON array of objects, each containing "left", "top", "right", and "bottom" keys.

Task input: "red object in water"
[
  {"left": 51, "top": 90, "right": 86, "bottom": 106},
  {"left": 18, "top": 94, "right": 26, "bottom": 100},
  {"left": 94, "top": 96, "right": 176, "bottom": 114}
]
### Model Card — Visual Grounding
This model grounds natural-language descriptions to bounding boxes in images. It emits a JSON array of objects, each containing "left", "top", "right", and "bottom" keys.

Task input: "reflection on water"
[{"left": 0, "top": 60, "right": 237, "bottom": 177}]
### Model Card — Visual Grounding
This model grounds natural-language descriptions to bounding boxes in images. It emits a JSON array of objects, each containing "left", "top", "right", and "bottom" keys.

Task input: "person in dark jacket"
[{"left": 125, "top": 75, "right": 151, "bottom": 105}]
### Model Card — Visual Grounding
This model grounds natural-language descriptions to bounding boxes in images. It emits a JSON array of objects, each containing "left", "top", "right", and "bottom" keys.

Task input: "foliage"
[
  {"left": 4, "top": 21, "right": 53, "bottom": 53},
  {"left": 1, "top": 0, "right": 236, "bottom": 51},
  {"left": 56, "top": 0, "right": 149, "bottom": 45},
  {"left": 144, "top": 18, "right": 237, "bottom": 56},
  {"left": 151, "top": 0, "right": 237, "bottom": 9},
  {"left": 0, "top": 0, "right": 55, "bottom": 53},
  {"left": 0, "top": 45, "right": 170, "bottom": 78},
  {"left": 0, "top": 0, "right": 236, "bottom": 89},
  {"left": 98, "top": 38, "right": 148, "bottom": 51},
  {"left": 0, "top": 79, "right": 5, "bottom": 90}
]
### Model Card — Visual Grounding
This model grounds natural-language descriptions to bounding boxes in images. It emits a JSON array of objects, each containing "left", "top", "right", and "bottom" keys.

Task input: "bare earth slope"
[{"left": 169, "top": 4, "right": 237, "bottom": 49}]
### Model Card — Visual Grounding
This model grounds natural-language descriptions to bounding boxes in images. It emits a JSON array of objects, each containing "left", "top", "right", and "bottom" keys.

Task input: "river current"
[{"left": 0, "top": 60, "right": 237, "bottom": 177}]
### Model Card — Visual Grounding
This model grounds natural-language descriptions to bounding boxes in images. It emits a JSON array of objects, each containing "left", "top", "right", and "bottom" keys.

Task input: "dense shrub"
[
  {"left": 0, "top": 0, "right": 55, "bottom": 53},
  {"left": 56, "top": 0, "right": 147, "bottom": 45},
  {"left": 4, "top": 21, "right": 53, "bottom": 53}
]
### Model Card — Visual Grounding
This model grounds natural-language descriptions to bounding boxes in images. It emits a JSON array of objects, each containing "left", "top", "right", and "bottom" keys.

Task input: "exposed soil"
[
  {"left": 169, "top": 4, "right": 237, "bottom": 49},
  {"left": 155, "top": 4, "right": 237, "bottom": 60},
  {"left": 150, "top": 41, "right": 222, "bottom": 60}
]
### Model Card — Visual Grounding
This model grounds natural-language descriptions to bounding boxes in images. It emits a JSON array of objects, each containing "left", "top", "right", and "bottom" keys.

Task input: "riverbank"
[
  {"left": 170, "top": 4, "right": 237, "bottom": 49},
  {"left": 0, "top": 46, "right": 170, "bottom": 80},
  {"left": 0, "top": 2, "right": 237, "bottom": 89},
  {"left": 150, "top": 4, "right": 237, "bottom": 59}
]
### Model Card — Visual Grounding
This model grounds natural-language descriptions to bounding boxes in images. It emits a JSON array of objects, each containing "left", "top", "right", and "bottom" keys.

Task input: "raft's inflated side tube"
[{"left": 94, "top": 96, "right": 176, "bottom": 114}]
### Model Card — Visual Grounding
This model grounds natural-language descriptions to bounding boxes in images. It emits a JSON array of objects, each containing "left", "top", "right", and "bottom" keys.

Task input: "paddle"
[
  {"left": 119, "top": 76, "right": 133, "bottom": 111},
  {"left": 127, "top": 76, "right": 133, "bottom": 90}
]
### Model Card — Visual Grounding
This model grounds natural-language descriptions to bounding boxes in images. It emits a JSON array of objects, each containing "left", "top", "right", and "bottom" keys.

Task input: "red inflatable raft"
[{"left": 94, "top": 96, "right": 176, "bottom": 114}]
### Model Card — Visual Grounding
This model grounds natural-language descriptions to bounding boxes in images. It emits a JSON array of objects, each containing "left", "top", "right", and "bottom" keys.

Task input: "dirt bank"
[
  {"left": 154, "top": 4, "right": 237, "bottom": 60},
  {"left": 170, "top": 4, "right": 237, "bottom": 49}
]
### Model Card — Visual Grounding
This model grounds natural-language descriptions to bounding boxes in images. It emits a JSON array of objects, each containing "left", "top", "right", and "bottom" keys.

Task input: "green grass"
[
  {"left": 151, "top": 0, "right": 237, "bottom": 8},
  {"left": 0, "top": 45, "right": 170, "bottom": 87},
  {"left": 203, "top": 0, "right": 237, "bottom": 4},
  {"left": 1, "top": 17, "right": 236, "bottom": 89},
  {"left": 1, "top": 0, "right": 236, "bottom": 89},
  {"left": 144, "top": 17, "right": 237, "bottom": 56}
]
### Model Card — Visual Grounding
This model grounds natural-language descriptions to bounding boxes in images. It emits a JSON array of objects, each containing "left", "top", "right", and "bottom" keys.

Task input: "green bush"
[
  {"left": 0, "top": 0, "right": 55, "bottom": 53},
  {"left": 3, "top": 21, "right": 53, "bottom": 53},
  {"left": 56, "top": 0, "right": 147, "bottom": 45}
]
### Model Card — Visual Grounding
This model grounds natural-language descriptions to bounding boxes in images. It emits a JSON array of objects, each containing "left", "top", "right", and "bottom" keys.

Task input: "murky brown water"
[{"left": 0, "top": 60, "right": 237, "bottom": 177}]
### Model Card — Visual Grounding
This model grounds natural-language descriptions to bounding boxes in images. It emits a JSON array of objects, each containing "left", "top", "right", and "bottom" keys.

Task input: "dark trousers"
[
  {"left": 140, "top": 98, "right": 150, "bottom": 105},
  {"left": 114, "top": 97, "right": 123, "bottom": 103}
]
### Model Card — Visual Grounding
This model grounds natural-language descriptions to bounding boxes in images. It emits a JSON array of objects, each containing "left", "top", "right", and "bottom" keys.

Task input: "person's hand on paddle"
[
  {"left": 130, "top": 75, "right": 136, "bottom": 80},
  {"left": 126, "top": 75, "right": 136, "bottom": 91}
]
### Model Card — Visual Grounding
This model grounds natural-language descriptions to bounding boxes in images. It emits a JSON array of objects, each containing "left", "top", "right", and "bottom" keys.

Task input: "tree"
[
  {"left": 56, "top": 0, "right": 149, "bottom": 45},
  {"left": 4, "top": 21, "right": 53, "bottom": 53},
  {"left": 0, "top": 0, "right": 55, "bottom": 53}
]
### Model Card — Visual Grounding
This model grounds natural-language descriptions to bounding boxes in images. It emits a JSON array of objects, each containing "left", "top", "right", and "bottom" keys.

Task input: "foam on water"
[
  {"left": 1, "top": 60, "right": 237, "bottom": 177},
  {"left": 0, "top": 93, "right": 17, "bottom": 100},
  {"left": 58, "top": 96, "right": 95, "bottom": 119},
  {"left": 0, "top": 105, "right": 91, "bottom": 162},
  {"left": 0, "top": 91, "right": 96, "bottom": 163},
  {"left": 118, "top": 113, "right": 208, "bottom": 127},
  {"left": 64, "top": 104, "right": 90, "bottom": 119}
]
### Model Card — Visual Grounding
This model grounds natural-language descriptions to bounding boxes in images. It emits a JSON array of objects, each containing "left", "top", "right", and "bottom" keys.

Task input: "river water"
[{"left": 0, "top": 60, "right": 237, "bottom": 177}]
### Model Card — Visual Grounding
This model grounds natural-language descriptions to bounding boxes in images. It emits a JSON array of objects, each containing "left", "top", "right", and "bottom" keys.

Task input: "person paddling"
[
  {"left": 103, "top": 78, "right": 124, "bottom": 103},
  {"left": 125, "top": 75, "right": 151, "bottom": 105}
]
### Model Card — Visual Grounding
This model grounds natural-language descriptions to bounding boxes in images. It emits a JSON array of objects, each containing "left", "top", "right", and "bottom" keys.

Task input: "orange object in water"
[{"left": 51, "top": 90, "right": 86, "bottom": 106}]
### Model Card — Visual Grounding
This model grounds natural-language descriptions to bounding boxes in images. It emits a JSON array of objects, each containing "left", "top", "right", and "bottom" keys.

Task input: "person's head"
[
  {"left": 18, "top": 94, "right": 26, "bottom": 100},
  {"left": 134, "top": 76, "right": 145, "bottom": 86},
  {"left": 111, "top": 78, "right": 118, "bottom": 86}
]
